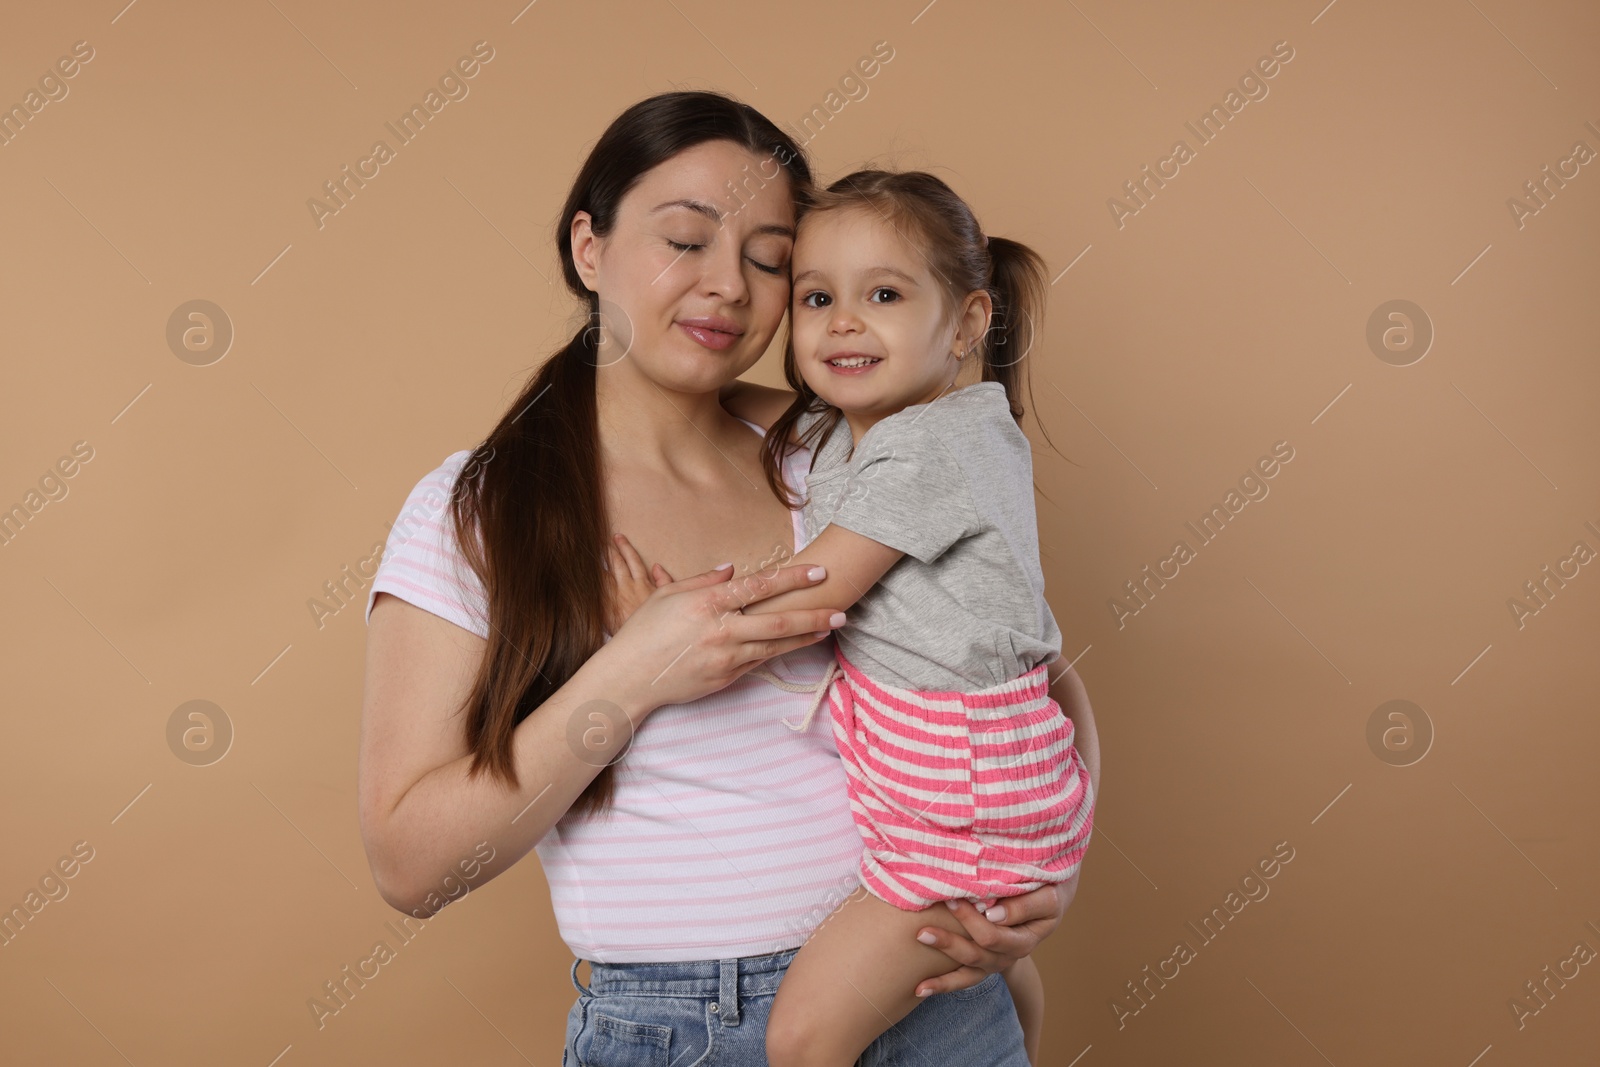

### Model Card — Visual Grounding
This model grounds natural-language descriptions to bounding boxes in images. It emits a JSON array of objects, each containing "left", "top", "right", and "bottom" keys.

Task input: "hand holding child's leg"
[{"left": 766, "top": 886, "right": 978, "bottom": 1067}]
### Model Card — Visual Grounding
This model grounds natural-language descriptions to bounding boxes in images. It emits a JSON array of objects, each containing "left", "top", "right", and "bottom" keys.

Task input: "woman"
[{"left": 357, "top": 91, "right": 1099, "bottom": 1065}]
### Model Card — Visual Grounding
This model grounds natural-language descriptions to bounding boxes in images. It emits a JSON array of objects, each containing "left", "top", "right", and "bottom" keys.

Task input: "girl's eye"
[
  {"left": 799, "top": 291, "right": 831, "bottom": 309},
  {"left": 869, "top": 287, "right": 900, "bottom": 303}
]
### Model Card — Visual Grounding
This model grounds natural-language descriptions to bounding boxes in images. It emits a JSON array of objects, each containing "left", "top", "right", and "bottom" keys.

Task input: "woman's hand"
[
  {"left": 596, "top": 550, "right": 847, "bottom": 713},
  {"left": 912, "top": 872, "right": 1080, "bottom": 997}
]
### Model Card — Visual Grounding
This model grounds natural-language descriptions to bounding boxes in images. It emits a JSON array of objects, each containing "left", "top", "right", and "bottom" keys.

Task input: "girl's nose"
[{"left": 829, "top": 304, "right": 862, "bottom": 333}]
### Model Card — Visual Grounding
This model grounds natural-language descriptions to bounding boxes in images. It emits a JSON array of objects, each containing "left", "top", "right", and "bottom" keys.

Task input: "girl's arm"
[
  {"left": 733, "top": 522, "right": 904, "bottom": 617},
  {"left": 603, "top": 524, "right": 898, "bottom": 630}
]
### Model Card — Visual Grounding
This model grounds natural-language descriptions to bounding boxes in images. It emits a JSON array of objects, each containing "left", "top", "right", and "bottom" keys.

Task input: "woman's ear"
[{"left": 570, "top": 210, "right": 600, "bottom": 293}]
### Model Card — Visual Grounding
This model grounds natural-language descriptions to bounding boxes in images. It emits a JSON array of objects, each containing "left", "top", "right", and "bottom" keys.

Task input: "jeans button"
[{"left": 709, "top": 1003, "right": 720, "bottom": 1013}]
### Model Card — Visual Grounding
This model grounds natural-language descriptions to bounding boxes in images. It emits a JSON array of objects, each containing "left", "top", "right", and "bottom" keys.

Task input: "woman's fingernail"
[
  {"left": 714, "top": 562, "right": 733, "bottom": 571},
  {"left": 829, "top": 612, "right": 846, "bottom": 628},
  {"left": 808, "top": 566, "right": 826, "bottom": 581},
  {"left": 944, "top": 899, "right": 958, "bottom": 910},
  {"left": 917, "top": 931, "right": 937, "bottom": 945},
  {"left": 986, "top": 906, "right": 1006, "bottom": 922},
  {"left": 916, "top": 987, "right": 932, "bottom": 998}
]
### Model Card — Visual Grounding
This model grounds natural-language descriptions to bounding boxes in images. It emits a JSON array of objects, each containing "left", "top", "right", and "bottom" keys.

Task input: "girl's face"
[
  {"left": 571, "top": 139, "right": 797, "bottom": 395},
  {"left": 789, "top": 208, "right": 971, "bottom": 420}
]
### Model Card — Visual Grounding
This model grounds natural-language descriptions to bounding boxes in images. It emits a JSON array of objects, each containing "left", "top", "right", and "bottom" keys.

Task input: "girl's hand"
[
  {"left": 912, "top": 872, "right": 1080, "bottom": 997},
  {"left": 596, "top": 553, "right": 847, "bottom": 713},
  {"left": 602, "top": 533, "right": 675, "bottom": 634}
]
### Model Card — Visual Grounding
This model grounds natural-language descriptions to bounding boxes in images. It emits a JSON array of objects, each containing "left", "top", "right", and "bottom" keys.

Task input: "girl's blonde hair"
[{"left": 760, "top": 169, "right": 1055, "bottom": 507}]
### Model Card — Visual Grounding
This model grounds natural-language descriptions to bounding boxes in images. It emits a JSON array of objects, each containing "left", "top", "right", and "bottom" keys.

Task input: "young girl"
[{"left": 604, "top": 169, "right": 1095, "bottom": 1066}]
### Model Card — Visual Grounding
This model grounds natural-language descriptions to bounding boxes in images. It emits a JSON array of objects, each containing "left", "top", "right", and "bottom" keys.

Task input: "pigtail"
[
  {"left": 977, "top": 233, "right": 1074, "bottom": 466},
  {"left": 979, "top": 236, "right": 1048, "bottom": 423}
]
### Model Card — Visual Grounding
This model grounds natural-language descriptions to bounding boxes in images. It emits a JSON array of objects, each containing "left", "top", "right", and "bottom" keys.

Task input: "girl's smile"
[{"left": 822, "top": 349, "right": 884, "bottom": 373}]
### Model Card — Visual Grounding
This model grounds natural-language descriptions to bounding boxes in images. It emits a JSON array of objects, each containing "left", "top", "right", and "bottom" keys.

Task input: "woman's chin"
[
  {"left": 654, "top": 360, "right": 757, "bottom": 398},
  {"left": 690, "top": 351, "right": 766, "bottom": 389}
]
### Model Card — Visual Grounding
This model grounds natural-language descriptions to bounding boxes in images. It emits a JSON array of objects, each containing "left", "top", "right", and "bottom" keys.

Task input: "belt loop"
[
  {"left": 717, "top": 958, "right": 741, "bottom": 1025},
  {"left": 569, "top": 957, "right": 593, "bottom": 997}
]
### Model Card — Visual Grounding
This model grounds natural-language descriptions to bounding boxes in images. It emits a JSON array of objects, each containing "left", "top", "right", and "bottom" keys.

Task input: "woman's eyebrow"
[
  {"left": 653, "top": 198, "right": 722, "bottom": 223},
  {"left": 652, "top": 199, "right": 794, "bottom": 239}
]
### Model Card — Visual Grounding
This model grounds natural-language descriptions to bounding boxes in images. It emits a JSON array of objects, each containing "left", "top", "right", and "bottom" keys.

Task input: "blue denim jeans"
[{"left": 561, "top": 947, "right": 1030, "bottom": 1066}]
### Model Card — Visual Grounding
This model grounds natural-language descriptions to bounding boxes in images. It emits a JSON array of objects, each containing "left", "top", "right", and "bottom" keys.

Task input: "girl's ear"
[
  {"left": 571, "top": 211, "right": 600, "bottom": 293},
  {"left": 954, "top": 290, "right": 994, "bottom": 359}
]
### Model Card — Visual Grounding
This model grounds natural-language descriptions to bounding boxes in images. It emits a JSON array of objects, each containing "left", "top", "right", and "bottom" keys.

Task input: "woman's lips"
[{"left": 677, "top": 319, "right": 743, "bottom": 351}]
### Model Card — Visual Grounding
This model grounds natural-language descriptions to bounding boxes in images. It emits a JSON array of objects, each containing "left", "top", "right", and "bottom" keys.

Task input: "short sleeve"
[
  {"left": 825, "top": 418, "right": 980, "bottom": 565},
  {"left": 364, "top": 451, "right": 491, "bottom": 639}
]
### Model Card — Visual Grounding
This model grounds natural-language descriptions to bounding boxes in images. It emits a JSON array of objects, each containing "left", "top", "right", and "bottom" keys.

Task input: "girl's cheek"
[{"left": 791, "top": 319, "right": 821, "bottom": 355}]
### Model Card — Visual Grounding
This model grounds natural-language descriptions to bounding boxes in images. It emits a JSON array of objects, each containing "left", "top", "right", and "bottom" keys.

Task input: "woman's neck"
[{"left": 595, "top": 359, "right": 749, "bottom": 472}]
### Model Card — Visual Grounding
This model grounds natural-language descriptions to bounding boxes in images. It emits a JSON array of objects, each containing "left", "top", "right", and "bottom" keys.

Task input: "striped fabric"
[
  {"left": 827, "top": 645, "right": 1096, "bottom": 912},
  {"left": 364, "top": 430, "right": 867, "bottom": 963}
]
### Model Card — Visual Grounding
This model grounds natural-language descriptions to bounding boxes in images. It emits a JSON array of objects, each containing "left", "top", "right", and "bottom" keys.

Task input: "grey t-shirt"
[{"left": 795, "top": 381, "right": 1062, "bottom": 693}]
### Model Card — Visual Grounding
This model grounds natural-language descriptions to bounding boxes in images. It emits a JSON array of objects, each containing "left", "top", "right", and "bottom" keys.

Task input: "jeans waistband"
[{"left": 568, "top": 948, "right": 799, "bottom": 1025}]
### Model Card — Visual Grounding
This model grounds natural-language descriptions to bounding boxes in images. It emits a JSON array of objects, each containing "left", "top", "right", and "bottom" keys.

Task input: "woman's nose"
[{"left": 700, "top": 240, "right": 749, "bottom": 304}]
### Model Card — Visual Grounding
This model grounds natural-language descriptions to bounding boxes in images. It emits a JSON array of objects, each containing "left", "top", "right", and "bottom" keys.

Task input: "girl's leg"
[
  {"left": 1006, "top": 955, "right": 1045, "bottom": 1066},
  {"left": 766, "top": 886, "right": 976, "bottom": 1067}
]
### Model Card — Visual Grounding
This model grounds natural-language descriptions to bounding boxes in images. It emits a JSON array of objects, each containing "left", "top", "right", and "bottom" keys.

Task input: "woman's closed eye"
[{"left": 665, "top": 238, "right": 785, "bottom": 276}]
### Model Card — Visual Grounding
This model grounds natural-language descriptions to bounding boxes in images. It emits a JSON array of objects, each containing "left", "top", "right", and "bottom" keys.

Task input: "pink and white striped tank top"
[{"left": 364, "top": 421, "right": 864, "bottom": 963}]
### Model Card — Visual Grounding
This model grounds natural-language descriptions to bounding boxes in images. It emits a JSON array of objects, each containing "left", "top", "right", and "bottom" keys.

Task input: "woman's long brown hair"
[{"left": 447, "top": 93, "right": 813, "bottom": 819}]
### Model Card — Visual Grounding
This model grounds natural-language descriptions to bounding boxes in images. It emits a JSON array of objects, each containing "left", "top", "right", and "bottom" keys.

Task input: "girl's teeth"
[{"left": 830, "top": 357, "right": 879, "bottom": 367}]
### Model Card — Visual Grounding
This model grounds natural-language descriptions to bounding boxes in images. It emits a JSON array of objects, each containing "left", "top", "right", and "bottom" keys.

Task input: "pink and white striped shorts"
[{"left": 825, "top": 647, "right": 1096, "bottom": 913}]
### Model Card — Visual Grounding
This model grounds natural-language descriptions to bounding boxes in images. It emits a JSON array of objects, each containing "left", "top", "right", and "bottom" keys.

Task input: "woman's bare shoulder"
[{"left": 719, "top": 380, "right": 798, "bottom": 432}]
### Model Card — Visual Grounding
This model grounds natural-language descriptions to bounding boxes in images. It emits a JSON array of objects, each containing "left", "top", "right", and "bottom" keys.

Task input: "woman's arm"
[
  {"left": 359, "top": 595, "right": 631, "bottom": 915},
  {"left": 1052, "top": 659, "right": 1100, "bottom": 798},
  {"left": 359, "top": 562, "right": 844, "bottom": 916}
]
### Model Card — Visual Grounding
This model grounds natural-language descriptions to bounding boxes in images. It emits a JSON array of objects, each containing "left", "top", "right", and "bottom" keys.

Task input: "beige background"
[{"left": 2, "top": 0, "right": 1597, "bottom": 1064}]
